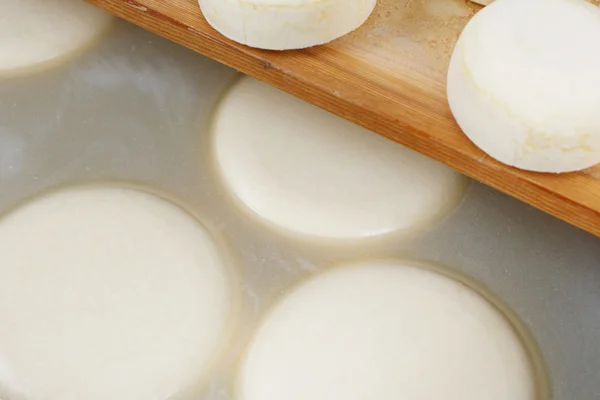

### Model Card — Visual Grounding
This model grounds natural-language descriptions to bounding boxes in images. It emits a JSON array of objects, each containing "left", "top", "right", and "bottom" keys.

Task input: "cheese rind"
[
  {"left": 448, "top": 0, "right": 600, "bottom": 173},
  {"left": 198, "top": 0, "right": 377, "bottom": 50}
]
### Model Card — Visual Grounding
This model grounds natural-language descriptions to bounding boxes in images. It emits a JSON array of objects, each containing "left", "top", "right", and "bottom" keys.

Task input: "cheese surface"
[
  {"left": 211, "top": 77, "right": 467, "bottom": 240},
  {"left": 239, "top": 260, "right": 538, "bottom": 400},
  {"left": 448, "top": 0, "right": 600, "bottom": 172},
  {"left": 198, "top": 0, "right": 376, "bottom": 50},
  {"left": 0, "top": 186, "right": 236, "bottom": 400},
  {"left": 0, "top": 0, "right": 113, "bottom": 76}
]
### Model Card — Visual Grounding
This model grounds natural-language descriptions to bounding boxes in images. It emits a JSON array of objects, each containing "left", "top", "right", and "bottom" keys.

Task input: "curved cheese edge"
[
  {"left": 211, "top": 76, "right": 468, "bottom": 240},
  {"left": 198, "top": 0, "right": 376, "bottom": 50},
  {"left": 0, "top": 186, "right": 237, "bottom": 400},
  {"left": 447, "top": 0, "right": 600, "bottom": 173},
  {"left": 238, "top": 260, "right": 540, "bottom": 400},
  {"left": 0, "top": 0, "right": 114, "bottom": 76}
]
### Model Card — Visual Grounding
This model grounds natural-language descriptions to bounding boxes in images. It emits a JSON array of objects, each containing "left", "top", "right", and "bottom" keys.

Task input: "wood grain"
[{"left": 85, "top": 0, "right": 600, "bottom": 237}]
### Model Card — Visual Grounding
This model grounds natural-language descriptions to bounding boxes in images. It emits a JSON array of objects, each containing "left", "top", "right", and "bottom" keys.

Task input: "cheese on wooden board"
[
  {"left": 448, "top": 0, "right": 600, "bottom": 173},
  {"left": 0, "top": 187, "right": 236, "bottom": 400},
  {"left": 198, "top": 0, "right": 376, "bottom": 50}
]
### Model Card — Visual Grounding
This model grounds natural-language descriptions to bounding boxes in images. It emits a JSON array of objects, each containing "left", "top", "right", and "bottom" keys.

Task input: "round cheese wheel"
[
  {"left": 0, "top": 0, "right": 113, "bottom": 76},
  {"left": 238, "top": 260, "right": 539, "bottom": 400},
  {"left": 447, "top": 0, "right": 600, "bottom": 173},
  {"left": 211, "top": 77, "right": 467, "bottom": 241},
  {"left": 198, "top": 0, "right": 376, "bottom": 50},
  {"left": 0, "top": 186, "right": 236, "bottom": 400}
]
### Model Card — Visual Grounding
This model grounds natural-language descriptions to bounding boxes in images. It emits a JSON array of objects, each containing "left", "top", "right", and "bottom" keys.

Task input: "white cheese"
[
  {"left": 0, "top": 186, "right": 237, "bottom": 400},
  {"left": 198, "top": 0, "right": 377, "bottom": 50},
  {"left": 447, "top": 0, "right": 600, "bottom": 173},
  {"left": 239, "top": 260, "right": 538, "bottom": 400},
  {"left": 211, "top": 77, "right": 467, "bottom": 241},
  {"left": 0, "top": 0, "right": 113, "bottom": 76}
]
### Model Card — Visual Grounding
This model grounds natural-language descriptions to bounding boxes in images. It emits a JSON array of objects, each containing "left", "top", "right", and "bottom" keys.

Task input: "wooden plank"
[{"left": 85, "top": 0, "right": 600, "bottom": 237}]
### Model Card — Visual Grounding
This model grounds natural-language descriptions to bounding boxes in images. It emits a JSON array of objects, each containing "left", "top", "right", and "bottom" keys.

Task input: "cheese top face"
[
  {"left": 211, "top": 77, "right": 467, "bottom": 241},
  {"left": 0, "top": 0, "right": 113, "bottom": 76},
  {"left": 463, "top": 0, "right": 600, "bottom": 136},
  {"left": 0, "top": 186, "right": 236, "bottom": 400},
  {"left": 238, "top": 260, "right": 539, "bottom": 400},
  {"left": 198, "top": 0, "right": 376, "bottom": 50},
  {"left": 448, "top": 0, "right": 600, "bottom": 172}
]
